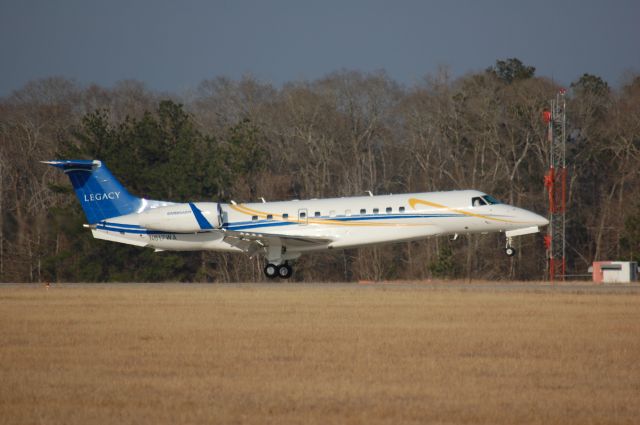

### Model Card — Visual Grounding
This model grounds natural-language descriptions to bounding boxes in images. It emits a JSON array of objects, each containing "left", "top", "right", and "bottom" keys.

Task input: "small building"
[{"left": 590, "top": 261, "right": 639, "bottom": 283}]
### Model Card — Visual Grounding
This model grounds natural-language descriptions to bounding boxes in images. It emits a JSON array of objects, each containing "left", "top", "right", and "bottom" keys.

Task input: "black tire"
[
  {"left": 264, "top": 263, "right": 278, "bottom": 279},
  {"left": 277, "top": 264, "right": 293, "bottom": 279},
  {"left": 505, "top": 247, "right": 516, "bottom": 257}
]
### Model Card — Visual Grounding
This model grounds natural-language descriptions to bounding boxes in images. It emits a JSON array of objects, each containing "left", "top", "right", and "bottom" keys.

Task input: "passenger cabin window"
[
  {"left": 399, "top": 206, "right": 405, "bottom": 213},
  {"left": 283, "top": 213, "right": 289, "bottom": 219},
  {"left": 373, "top": 208, "right": 379, "bottom": 214},
  {"left": 314, "top": 211, "right": 321, "bottom": 217},
  {"left": 300, "top": 212, "right": 306, "bottom": 218},
  {"left": 267, "top": 214, "right": 273, "bottom": 220},
  {"left": 360, "top": 208, "right": 366, "bottom": 215},
  {"left": 252, "top": 215, "right": 258, "bottom": 221},
  {"left": 386, "top": 207, "right": 392, "bottom": 213},
  {"left": 471, "top": 197, "right": 487, "bottom": 207}
]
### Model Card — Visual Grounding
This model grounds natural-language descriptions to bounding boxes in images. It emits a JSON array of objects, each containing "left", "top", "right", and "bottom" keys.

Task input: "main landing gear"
[
  {"left": 264, "top": 262, "right": 293, "bottom": 279},
  {"left": 262, "top": 244, "right": 298, "bottom": 279},
  {"left": 504, "top": 236, "right": 516, "bottom": 257}
]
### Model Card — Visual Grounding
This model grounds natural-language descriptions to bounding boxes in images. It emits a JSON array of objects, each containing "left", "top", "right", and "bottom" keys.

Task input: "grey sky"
[{"left": 1, "top": 0, "right": 638, "bottom": 96}]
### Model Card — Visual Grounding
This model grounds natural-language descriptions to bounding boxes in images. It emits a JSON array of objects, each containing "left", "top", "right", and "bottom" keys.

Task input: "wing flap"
[{"left": 222, "top": 229, "right": 333, "bottom": 252}]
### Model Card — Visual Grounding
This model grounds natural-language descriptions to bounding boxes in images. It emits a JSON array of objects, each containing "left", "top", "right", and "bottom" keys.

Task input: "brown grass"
[{"left": 1, "top": 283, "right": 639, "bottom": 424}]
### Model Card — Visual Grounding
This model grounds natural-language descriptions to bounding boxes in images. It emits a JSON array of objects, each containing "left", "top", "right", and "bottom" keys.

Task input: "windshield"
[{"left": 482, "top": 195, "right": 502, "bottom": 205}]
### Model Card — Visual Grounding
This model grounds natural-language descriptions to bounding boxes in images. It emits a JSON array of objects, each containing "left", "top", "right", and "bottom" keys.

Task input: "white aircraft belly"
[{"left": 328, "top": 225, "right": 442, "bottom": 248}]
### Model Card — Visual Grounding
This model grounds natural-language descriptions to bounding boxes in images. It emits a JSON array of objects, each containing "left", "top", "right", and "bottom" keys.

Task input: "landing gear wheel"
[
  {"left": 277, "top": 264, "right": 293, "bottom": 279},
  {"left": 505, "top": 247, "right": 516, "bottom": 257},
  {"left": 264, "top": 263, "right": 278, "bottom": 279}
]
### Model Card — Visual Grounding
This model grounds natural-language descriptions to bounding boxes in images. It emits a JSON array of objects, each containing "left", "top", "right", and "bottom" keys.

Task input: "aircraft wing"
[{"left": 222, "top": 229, "right": 332, "bottom": 256}]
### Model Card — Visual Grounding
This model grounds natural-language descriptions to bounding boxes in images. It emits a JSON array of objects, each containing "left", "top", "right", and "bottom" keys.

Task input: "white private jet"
[{"left": 44, "top": 160, "right": 548, "bottom": 279}]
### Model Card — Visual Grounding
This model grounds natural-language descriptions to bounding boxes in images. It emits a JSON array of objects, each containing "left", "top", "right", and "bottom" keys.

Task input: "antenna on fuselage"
[{"left": 366, "top": 191, "right": 373, "bottom": 197}]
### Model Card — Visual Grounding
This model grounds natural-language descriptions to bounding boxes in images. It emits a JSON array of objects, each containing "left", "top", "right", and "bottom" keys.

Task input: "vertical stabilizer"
[{"left": 43, "top": 160, "right": 142, "bottom": 224}]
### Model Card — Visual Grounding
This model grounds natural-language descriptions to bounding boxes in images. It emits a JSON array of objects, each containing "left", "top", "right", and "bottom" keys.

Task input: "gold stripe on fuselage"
[{"left": 407, "top": 198, "right": 526, "bottom": 224}]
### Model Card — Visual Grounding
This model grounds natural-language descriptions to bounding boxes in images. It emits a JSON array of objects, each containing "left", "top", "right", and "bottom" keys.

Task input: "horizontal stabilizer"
[
  {"left": 41, "top": 160, "right": 98, "bottom": 171},
  {"left": 91, "top": 229, "right": 148, "bottom": 247}
]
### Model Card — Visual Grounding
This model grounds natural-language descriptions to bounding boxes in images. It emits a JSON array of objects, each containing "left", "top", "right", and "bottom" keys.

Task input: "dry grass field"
[{"left": 1, "top": 283, "right": 640, "bottom": 425}]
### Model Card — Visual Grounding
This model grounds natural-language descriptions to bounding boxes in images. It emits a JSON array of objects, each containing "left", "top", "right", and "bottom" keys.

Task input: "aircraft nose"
[
  {"left": 531, "top": 212, "right": 549, "bottom": 227},
  {"left": 513, "top": 207, "right": 549, "bottom": 227}
]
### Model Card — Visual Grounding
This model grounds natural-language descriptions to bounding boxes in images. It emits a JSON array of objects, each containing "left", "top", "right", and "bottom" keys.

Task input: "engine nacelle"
[{"left": 139, "top": 202, "right": 222, "bottom": 233}]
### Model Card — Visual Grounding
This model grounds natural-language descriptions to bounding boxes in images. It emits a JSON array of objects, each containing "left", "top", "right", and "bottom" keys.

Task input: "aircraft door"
[{"left": 298, "top": 208, "right": 308, "bottom": 225}]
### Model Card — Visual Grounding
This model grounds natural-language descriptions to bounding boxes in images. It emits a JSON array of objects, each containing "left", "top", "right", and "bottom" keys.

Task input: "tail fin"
[{"left": 43, "top": 160, "right": 142, "bottom": 224}]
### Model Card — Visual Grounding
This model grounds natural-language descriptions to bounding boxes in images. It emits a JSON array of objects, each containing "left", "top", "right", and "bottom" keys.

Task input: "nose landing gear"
[{"left": 505, "top": 236, "right": 516, "bottom": 257}]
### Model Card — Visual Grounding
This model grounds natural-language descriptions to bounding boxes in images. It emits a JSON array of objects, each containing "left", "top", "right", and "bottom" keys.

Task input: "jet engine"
[{"left": 139, "top": 202, "right": 222, "bottom": 233}]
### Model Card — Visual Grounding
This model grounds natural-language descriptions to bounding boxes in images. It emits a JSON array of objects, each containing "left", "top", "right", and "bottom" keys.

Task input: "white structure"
[{"left": 591, "top": 261, "right": 639, "bottom": 283}]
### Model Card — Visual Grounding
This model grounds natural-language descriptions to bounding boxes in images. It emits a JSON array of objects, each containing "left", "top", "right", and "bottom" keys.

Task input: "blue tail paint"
[{"left": 44, "top": 160, "right": 142, "bottom": 224}]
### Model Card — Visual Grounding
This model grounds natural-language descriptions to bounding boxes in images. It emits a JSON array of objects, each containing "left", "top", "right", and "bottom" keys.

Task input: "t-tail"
[{"left": 42, "top": 160, "right": 142, "bottom": 224}]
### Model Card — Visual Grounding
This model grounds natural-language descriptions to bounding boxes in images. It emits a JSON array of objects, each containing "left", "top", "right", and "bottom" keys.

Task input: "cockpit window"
[
  {"left": 471, "top": 196, "right": 487, "bottom": 207},
  {"left": 482, "top": 195, "right": 502, "bottom": 205}
]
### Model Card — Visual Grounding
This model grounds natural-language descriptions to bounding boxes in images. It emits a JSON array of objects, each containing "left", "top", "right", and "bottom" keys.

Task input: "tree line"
[{"left": 1, "top": 58, "right": 639, "bottom": 282}]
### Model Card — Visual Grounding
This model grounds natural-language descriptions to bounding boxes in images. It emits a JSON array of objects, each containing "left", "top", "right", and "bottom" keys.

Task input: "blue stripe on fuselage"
[
  {"left": 97, "top": 212, "right": 498, "bottom": 235},
  {"left": 99, "top": 221, "right": 143, "bottom": 229},
  {"left": 223, "top": 213, "right": 466, "bottom": 231},
  {"left": 226, "top": 221, "right": 297, "bottom": 231},
  {"left": 96, "top": 224, "right": 182, "bottom": 235}
]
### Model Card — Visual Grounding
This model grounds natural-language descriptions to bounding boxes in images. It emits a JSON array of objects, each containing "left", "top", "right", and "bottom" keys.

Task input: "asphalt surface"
[
  {"left": 353, "top": 281, "right": 640, "bottom": 294},
  {"left": 5, "top": 281, "right": 640, "bottom": 295}
]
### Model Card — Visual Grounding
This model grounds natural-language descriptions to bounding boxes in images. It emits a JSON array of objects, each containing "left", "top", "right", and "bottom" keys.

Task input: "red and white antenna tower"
[{"left": 543, "top": 89, "right": 567, "bottom": 281}]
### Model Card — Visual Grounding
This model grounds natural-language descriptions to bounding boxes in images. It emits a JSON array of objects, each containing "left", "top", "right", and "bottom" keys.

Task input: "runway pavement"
[{"left": 3, "top": 280, "right": 640, "bottom": 294}]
